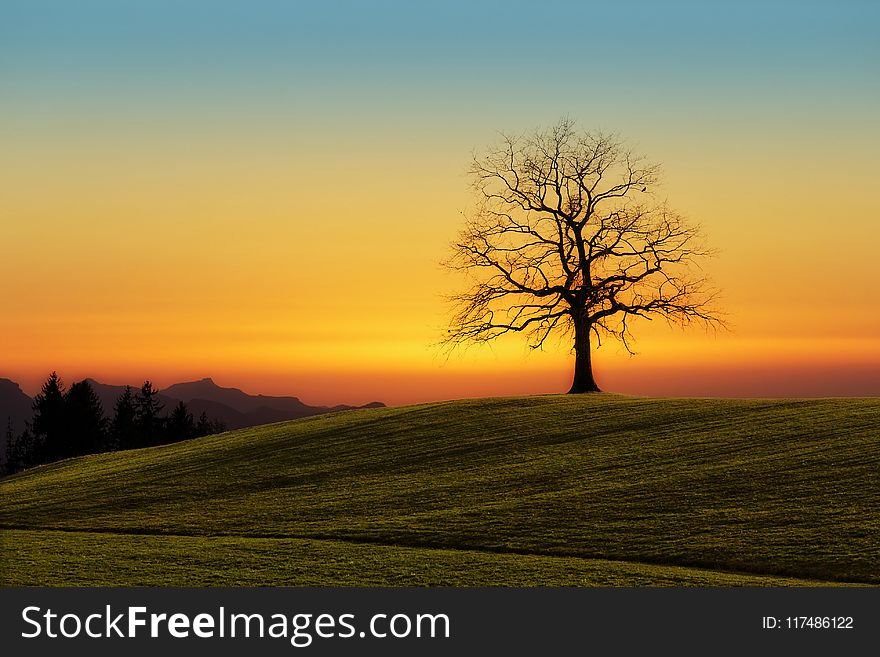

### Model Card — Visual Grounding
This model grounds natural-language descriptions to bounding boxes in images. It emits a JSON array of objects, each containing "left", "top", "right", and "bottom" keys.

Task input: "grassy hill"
[{"left": 1, "top": 395, "right": 878, "bottom": 586}]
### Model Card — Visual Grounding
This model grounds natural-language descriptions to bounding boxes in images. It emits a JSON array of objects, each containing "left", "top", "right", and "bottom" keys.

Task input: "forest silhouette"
[{"left": 4, "top": 373, "right": 224, "bottom": 474}]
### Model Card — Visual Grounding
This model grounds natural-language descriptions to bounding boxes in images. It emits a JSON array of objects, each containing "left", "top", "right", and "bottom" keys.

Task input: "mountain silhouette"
[
  {"left": 0, "top": 378, "right": 33, "bottom": 455},
  {"left": 84, "top": 379, "right": 178, "bottom": 417},
  {"left": 164, "top": 378, "right": 314, "bottom": 415},
  {"left": 164, "top": 378, "right": 384, "bottom": 429},
  {"left": 0, "top": 377, "right": 385, "bottom": 439}
]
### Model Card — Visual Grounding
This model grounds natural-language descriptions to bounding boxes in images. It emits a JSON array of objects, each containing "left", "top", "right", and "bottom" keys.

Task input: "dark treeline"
[{"left": 4, "top": 372, "right": 225, "bottom": 475}]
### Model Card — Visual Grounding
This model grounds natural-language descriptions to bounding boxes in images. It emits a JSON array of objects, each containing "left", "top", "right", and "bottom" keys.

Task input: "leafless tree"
[{"left": 444, "top": 119, "right": 723, "bottom": 393}]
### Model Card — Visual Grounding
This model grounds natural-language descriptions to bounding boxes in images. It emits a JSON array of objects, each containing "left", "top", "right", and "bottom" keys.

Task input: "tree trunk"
[{"left": 568, "top": 316, "right": 601, "bottom": 393}]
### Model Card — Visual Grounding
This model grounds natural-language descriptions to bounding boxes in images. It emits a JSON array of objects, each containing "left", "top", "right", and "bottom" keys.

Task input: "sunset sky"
[{"left": 2, "top": 1, "right": 879, "bottom": 404}]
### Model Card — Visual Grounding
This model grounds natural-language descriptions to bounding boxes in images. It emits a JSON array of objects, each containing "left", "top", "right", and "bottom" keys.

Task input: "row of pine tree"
[{"left": 4, "top": 372, "right": 225, "bottom": 474}]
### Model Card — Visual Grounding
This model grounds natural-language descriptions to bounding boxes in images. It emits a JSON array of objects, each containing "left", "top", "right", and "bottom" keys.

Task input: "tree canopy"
[{"left": 444, "top": 119, "right": 723, "bottom": 392}]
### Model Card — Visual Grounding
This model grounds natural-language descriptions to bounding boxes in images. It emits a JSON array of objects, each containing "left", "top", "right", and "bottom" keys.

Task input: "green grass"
[
  {"left": 2, "top": 529, "right": 849, "bottom": 587},
  {"left": 1, "top": 395, "right": 878, "bottom": 586}
]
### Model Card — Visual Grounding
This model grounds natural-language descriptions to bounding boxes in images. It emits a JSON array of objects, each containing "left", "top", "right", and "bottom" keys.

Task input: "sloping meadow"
[{"left": 2, "top": 395, "right": 878, "bottom": 584}]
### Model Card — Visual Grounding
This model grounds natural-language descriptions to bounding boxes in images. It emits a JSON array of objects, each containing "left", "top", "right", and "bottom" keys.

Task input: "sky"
[{"left": 2, "top": 1, "right": 879, "bottom": 404}]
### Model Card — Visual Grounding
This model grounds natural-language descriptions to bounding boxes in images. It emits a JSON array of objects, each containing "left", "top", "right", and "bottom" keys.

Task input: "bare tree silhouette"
[{"left": 444, "top": 119, "right": 723, "bottom": 393}]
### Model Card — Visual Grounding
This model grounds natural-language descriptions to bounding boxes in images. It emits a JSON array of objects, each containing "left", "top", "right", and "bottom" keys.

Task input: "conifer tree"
[
  {"left": 64, "top": 380, "right": 107, "bottom": 456},
  {"left": 31, "top": 372, "right": 66, "bottom": 461},
  {"left": 195, "top": 412, "right": 225, "bottom": 437},
  {"left": 110, "top": 386, "right": 137, "bottom": 451},
  {"left": 4, "top": 425, "right": 41, "bottom": 474},
  {"left": 3, "top": 419, "right": 15, "bottom": 474},
  {"left": 166, "top": 401, "right": 195, "bottom": 443},
  {"left": 135, "top": 380, "right": 164, "bottom": 446}
]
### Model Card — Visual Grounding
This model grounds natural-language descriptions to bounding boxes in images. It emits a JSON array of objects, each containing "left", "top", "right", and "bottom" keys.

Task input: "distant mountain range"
[
  {"left": 1, "top": 376, "right": 384, "bottom": 455},
  {"left": 86, "top": 377, "right": 384, "bottom": 430},
  {"left": 0, "top": 378, "right": 35, "bottom": 458},
  {"left": 0, "top": 378, "right": 32, "bottom": 434}
]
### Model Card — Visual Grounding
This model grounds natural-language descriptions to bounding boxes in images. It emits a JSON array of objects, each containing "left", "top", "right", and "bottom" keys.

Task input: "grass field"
[
  {"left": 1, "top": 395, "right": 878, "bottom": 586},
  {"left": 3, "top": 529, "right": 846, "bottom": 587}
]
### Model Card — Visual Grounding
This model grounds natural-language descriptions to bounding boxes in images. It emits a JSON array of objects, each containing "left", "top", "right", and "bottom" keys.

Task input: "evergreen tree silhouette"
[
  {"left": 2, "top": 375, "right": 231, "bottom": 471},
  {"left": 166, "top": 401, "right": 195, "bottom": 444},
  {"left": 195, "top": 411, "right": 225, "bottom": 437},
  {"left": 64, "top": 380, "right": 108, "bottom": 456},
  {"left": 195, "top": 411, "right": 212, "bottom": 437},
  {"left": 135, "top": 380, "right": 164, "bottom": 446},
  {"left": 4, "top": 424, "right": 41, "bottom": 474},
  {"left": 110, "top": 386, "right": 137, "bottom": 451},
  {"left": 32, "top": 372, "right": 66, "bottom": 461},
  {"left": 3, "top": 419, "right": 14, "bottom": 474}
]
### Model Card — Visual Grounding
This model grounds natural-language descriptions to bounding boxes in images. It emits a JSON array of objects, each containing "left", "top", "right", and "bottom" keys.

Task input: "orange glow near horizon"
[
  {"left": 2, "top": 5, "right": 879, "bottom": 404},
  {"left": 2, "top": 139, "right": 879, "bottom": 404}
]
